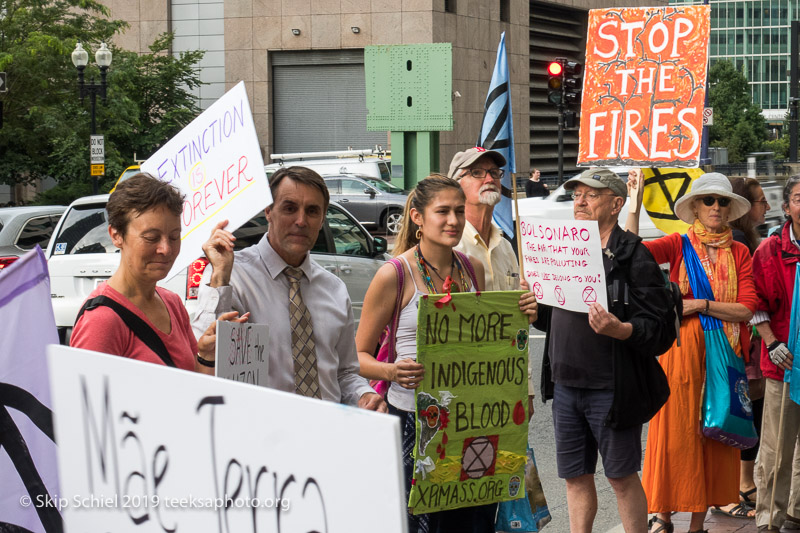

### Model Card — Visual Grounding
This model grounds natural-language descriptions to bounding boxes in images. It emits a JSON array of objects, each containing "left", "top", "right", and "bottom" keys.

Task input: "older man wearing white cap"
[{"left": 448, "top": 146, "right": 519, "bottom": 291}]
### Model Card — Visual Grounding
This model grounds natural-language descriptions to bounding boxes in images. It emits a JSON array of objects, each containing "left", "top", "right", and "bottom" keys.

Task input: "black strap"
[{"left": 75, "top": 295, "right": 177, "bottom": 368}]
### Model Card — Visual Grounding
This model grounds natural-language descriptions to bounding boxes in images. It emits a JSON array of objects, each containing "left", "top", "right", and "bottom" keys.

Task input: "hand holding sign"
[
  {"left": 587, "top": 303, "right": 632, "bottom": 340},
  {"left": 627, "top": 168, "right": 644, "bottom": 215},
  {"left": 202, "top": 219, "right": 237, "bottom": 287}
]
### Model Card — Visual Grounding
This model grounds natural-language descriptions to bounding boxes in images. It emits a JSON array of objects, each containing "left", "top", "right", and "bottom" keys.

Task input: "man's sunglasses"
[{"left": 701, "top": 196, "right": 731, "bottom": 208}]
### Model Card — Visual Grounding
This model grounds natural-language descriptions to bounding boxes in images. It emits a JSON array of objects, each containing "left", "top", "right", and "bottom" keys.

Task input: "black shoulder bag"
[{"left": 74, "top": 295, "right": 177, "bottom": 368}]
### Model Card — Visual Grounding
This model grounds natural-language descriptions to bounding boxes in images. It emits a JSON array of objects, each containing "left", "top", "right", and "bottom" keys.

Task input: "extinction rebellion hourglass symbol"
[{"left": 582, "top": 286, "right": 598, "bottom": 305}]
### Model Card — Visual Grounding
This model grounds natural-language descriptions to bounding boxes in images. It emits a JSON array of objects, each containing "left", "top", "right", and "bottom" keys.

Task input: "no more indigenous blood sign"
[
  {"left": 518, "top": 217, "right": 608, "bottom": 313},
  {"left": 577, "top": 6, "right": 711, "bottom": 168},
  {"left": 410, "top": 292, "right": 529, "bottom": 515}
]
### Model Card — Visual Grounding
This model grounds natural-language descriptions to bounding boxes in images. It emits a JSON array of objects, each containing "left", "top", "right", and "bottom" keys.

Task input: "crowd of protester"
[{"left": 67, "top": 156, "right": 800, "bottom": 533}]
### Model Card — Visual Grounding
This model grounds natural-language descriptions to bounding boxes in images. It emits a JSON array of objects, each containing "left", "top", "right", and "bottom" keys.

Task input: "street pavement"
[{"left": 529, "top": 336, "right": 760, "bottom": 533}]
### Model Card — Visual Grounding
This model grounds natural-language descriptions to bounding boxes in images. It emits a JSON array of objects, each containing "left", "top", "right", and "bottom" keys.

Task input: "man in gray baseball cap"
[
  {"left": 563, "top": 167, "right": 628, "bottom": 198},
  {"left": 534, "top": 166, "right": 675, "bottom": 533}
]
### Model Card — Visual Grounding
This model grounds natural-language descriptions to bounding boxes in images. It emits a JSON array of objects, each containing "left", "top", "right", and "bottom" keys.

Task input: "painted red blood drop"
[{"left": 513, "top": 400, "right": 525, "bottom": 425}]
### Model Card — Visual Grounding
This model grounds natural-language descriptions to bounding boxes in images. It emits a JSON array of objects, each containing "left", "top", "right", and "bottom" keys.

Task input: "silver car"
[
  {"left": 324, "top": 175, "right": 407, "bottom": 233},
  {"left": 46, "top": 194, "right": 388, "bottom": 342},
  {"left": 0, "top": 206, "right": 65, "bottom": 271}
]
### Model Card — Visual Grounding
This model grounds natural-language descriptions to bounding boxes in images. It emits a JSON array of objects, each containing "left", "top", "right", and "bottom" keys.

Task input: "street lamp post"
[{"left": 71, "top": 42, "right": 112, "bottom": 195}]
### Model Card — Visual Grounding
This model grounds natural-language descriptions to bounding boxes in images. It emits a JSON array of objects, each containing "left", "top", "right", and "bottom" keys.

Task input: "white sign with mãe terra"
[
  {"left": 47, "top": 345, "right": 406, "bottom": 533},
  {"left": 519, "top": 217, "right": 608, "bottom": 313}
]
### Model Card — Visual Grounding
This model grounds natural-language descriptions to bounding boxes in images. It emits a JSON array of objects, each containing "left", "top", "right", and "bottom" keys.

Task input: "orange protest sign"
[{"left": 578, "top": 6, "right": 710, "bottom": 168}]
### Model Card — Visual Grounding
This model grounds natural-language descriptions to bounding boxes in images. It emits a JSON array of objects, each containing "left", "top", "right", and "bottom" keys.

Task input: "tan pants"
[{"left": 755, "top": 378, "right": 800, "bottom": 528}]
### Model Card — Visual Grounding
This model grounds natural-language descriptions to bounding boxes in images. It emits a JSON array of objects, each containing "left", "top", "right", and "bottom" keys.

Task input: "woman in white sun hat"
[{"left": 628, "top": 172, "right": 758, "bottom": 533}]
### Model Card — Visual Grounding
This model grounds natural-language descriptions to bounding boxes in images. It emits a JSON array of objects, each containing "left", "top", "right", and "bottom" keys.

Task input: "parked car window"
[
  {"left": 51, "top": 205, "right": 115, "bottom": 255},
  {"left": 232, "top": 213, "right": 328, "bottom": 254},
  {"left": 325, "top": 179, "right": 341, "bottom": 194},
  {"left": 16, "top": 215, "right": 58, "bottom": 250},
  {"left": 364, "top": 177, "right": 404, "bottom": 194},
  {"left": 379, "top": 162, "right": 391, "bottom": 181},
  {"left": 327, "top": 207, "right": 369, "bottom": 256},
  {"left": 341, "top": 179, "right": 371, "bottom": 195}
]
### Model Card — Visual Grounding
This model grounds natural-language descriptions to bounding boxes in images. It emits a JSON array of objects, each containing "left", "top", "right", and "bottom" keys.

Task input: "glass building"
[{"left": 671, "top": 0, "right": 798, "bottom": 123}]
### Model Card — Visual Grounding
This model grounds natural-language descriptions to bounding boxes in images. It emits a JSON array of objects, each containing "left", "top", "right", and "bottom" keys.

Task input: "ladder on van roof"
[{"left": 269, "top": 147, "right": 389, "bottom": 163}]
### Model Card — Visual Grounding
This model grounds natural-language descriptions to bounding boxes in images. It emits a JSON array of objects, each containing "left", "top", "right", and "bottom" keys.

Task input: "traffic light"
[
  {"left": 563, "top": 60, "right": 583, "bottom": 105},
  {"left": 547, "top": 60, "right": 564, "bottom": 106}
]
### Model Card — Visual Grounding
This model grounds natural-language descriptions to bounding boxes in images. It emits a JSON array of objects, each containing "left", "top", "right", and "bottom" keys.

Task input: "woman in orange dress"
[{"left": 628, "top": 172, "right": 758, "bottom": 533}]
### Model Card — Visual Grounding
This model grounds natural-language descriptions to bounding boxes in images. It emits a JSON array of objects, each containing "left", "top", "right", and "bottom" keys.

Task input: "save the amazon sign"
[{"left": 410, "top": 291, "right": 529, "bottom": 514}]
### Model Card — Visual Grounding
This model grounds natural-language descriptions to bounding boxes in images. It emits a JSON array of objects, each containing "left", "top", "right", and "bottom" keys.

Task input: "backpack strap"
[
  {"left": 75, "top": 295, "right": 177, "bottom": 368},
  {"left": 454, "top": 250, "right": 480, "bottom": 292},
  {"left": 384, "top": 258, "right": 405, "bottom": 364}
]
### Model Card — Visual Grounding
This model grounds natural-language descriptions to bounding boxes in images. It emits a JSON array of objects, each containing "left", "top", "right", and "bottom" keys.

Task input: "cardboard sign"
[
  {"left": 48, "top": 346, "right": 406, "bottom": 533},
  {"left": 140, "top": 82, "right": 271, "bottom": 280},
  {"left": 518, "top": 217, "right": 608, "bottom": 313},
  {"left": 578, "top": 6, "right": 711, "bottom": 167},
  {"left": 641, "top": 167, "right": 704, "bottom": 235},
  {"left": 409, "top": 292, "right": 529, "bottom": 515},
  {"left": 215, "top": 321, "right": 269, "bottom": 386}
]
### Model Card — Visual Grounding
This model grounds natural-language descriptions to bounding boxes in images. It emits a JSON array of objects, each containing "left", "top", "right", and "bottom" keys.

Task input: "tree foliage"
[
  {"left": 0, "top": 0, "right": 204, "bottom": 203},
  {"left": 707, "top": 60, "right": 768, "bottom": 163}
]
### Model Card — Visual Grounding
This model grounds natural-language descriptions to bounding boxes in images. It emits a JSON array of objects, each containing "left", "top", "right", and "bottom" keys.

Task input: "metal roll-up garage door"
[{"left": 272, "top": 50, "right": 388, "bottom": 153}]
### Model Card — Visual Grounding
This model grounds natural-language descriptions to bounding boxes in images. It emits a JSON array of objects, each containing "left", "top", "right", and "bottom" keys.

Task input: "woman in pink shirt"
[{"left": 71, "top": 173, "right": 244, "bottom": 373}]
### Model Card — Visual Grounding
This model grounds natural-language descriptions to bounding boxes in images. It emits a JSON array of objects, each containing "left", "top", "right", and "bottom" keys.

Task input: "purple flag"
[{"left": 0, "top": 247, "right": 62, "bottom": 532}]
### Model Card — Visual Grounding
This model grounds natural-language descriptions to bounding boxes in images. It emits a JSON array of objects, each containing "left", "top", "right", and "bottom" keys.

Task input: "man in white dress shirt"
[{"left": 192, "top": 166, "right": 386, "bottom": 411}]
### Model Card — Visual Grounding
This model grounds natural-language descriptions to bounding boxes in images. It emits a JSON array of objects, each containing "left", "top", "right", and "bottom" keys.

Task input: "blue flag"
[{"left": 478, "top": 32, "right": 516, "bottom": 238}]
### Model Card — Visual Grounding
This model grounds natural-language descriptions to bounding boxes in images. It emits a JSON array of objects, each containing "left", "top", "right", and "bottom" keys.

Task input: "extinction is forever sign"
[
  {"left": 410, "top": 292, "right": 529, "bottom": 514},
  {"left": 519, "top": 217, "right": 608, "bottom": 313},
  {"left": 577, "top": 6, "right": 711, "bottom": 167},
  {"left": 141, "top": 82, "right": 271, "bottom": 280}
]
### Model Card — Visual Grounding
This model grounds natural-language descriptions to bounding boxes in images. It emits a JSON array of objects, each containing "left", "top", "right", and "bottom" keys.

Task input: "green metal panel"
[
  {"left": 365, "top": 44, "right": 453, "bottom": 132},
  {"left": 391, "top": 131, "right": 440, "bottom": 189}
]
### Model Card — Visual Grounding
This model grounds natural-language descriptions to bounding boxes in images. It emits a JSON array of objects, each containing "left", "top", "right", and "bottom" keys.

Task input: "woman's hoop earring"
[{"left": 415, "top": 228, "right": 422, "bottom": 240}]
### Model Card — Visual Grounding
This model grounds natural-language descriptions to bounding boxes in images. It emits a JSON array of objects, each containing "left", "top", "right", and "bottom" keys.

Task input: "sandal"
[
  {"left": 648, "top": 516, "right": 674, "bottom": 533},
  {"left": 710, "top": 502, "right": 755, "bottom": 518},
  {"left": 740, "top": 487, "right": 757, "bottom": 509}
]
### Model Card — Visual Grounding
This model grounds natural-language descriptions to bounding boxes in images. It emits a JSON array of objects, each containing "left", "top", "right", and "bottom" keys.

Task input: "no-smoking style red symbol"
[
  {"left": 532, "top": 282, "right": 543, "bottom": 300},
  {"left": 554, "top": 285, "right": 566, "bottom": 306},
  {"left": 582, "top": 286, "right": 597, "bottom": 304}
]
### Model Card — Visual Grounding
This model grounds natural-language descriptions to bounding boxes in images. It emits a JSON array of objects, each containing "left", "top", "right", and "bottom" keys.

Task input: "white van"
[{"left": 265, "top": 149, "right": 391, "bottom": 181}]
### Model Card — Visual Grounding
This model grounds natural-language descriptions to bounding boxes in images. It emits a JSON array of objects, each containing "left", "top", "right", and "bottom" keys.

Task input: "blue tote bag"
[{"left": 682, "top": 235, "right": 758, "bottom": 449}]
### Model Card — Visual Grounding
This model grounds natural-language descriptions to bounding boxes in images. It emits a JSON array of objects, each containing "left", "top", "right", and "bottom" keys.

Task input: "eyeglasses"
[
  {"left": 571, "top": 191, "right": 614, "bottom": 201},
  {"left": 701, "top": 196, "right": 731, "bottom": 207},
  {"left": 789, "top": 196, "right": 800, "bottom": 206},
  {"left": 466, "top": 168, "right": 504, "bottom": 180}
]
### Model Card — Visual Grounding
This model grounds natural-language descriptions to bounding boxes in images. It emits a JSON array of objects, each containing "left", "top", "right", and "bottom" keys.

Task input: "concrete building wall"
[
  {"left": 97, "top": 0, "right": 665, "bottom": 176},
  {"left": 98, "top": 0, "right": 530, "bottom": 174}
]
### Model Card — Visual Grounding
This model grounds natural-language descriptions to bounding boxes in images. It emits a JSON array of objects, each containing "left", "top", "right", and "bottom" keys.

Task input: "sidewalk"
[{"left": 606, "top": 512, "right": 759, "bottom": 532}]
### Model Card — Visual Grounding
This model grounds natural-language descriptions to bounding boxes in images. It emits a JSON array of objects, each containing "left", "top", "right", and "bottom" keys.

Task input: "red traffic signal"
[{"left": 547, "top": 61, "right": 563, "bottom": 77}]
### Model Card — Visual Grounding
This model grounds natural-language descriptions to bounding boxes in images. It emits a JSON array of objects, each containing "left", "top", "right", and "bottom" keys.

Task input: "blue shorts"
[{"left": 552, "top": 384, "right": 642, "bottom": 479}]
